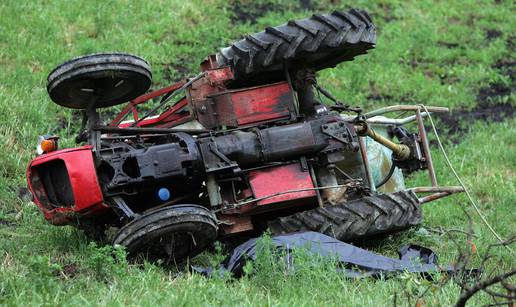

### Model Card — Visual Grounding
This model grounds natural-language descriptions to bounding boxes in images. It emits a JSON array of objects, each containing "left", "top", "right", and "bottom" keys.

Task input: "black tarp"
[{"left": 193, "top": 231, "right": 449, "bottom": 278}]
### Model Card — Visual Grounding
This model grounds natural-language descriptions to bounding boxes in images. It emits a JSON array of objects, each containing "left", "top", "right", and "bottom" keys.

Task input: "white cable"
[{"left": 419, "top": 104, "right": 514, "bottom": 254}]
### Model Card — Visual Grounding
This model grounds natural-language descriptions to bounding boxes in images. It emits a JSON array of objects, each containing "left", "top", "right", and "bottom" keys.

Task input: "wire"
[
  {"left": 375, "top": 162, "right": 396, "bottom": 189},
  {"left": 220, "top": 184, "right": 349, "bottom": 210},
  {"left": 419, "top": 104, "right": 514, "bottom": 254}
]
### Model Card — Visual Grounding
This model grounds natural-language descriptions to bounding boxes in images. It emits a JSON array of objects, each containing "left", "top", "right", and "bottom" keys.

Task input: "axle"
[{"left": 98, "top": 115, "right": 358, "bottom": 197}]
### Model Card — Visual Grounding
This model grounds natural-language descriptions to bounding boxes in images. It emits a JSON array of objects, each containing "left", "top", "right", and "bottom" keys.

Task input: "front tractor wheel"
[
  {"left": 112, "top": 205, "right": 218, "bottom": 263},
  {"left": 268, "top": 190, "right": 422, "bottom": 242}
]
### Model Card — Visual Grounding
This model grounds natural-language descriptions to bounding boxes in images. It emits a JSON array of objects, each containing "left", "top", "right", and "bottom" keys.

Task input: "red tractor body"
[{"left": 26, "top": 9, "right": 463, "bottom": 262}]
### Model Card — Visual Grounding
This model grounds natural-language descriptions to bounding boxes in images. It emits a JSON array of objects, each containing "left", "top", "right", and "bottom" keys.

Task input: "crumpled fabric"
[{"left": 192, "top": 231, "right": 448, "bottom": 279}]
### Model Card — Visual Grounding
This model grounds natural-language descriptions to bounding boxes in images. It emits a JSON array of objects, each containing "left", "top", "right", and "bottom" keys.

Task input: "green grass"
[{"left": 0, "top": 0, "right": 514, "bottom": 305}]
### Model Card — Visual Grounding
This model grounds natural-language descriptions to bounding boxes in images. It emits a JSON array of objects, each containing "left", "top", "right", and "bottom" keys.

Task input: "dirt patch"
[
  {"left": 477, "top": 82, "right": 512, "bottom": 103},
  {"left": 230, "top": 0, "right": 316, "bottom": 24},
  {"left": 231, "top": 1, "right": 279, "bottom": 24},
  {"left": 434, "top": 83, "right": 514, "bottom": 144},
  {"left": 485, "top": 29, "right": 502, "bottom": 41}
]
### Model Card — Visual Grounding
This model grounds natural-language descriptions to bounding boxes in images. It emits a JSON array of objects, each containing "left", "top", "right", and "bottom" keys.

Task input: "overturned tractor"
[{"left": 27, "top": 9, "right": 463, "bottom": 262}]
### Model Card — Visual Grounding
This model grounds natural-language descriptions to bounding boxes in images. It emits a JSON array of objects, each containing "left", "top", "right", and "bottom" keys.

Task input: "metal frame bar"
[
  {"left": 356, "top": 104, "right": 463, "bottom": 204},
  {"left": 365, "top": 113, "right": 428, "bottom": 125},
  {"left": 362, "top": 105, "right": 449, "bottom": 119},
  {"left": 415, "top": 108, "right": 438, "bottom": 186},
  {"left": 110, "top": 81, "right": 185, "bottom": 127},
  {"left": 410, "top": 186, "right": 464, "bottom": 204},
  {"left": 358, "top": 136, "right": 376, "bottom": 192}
]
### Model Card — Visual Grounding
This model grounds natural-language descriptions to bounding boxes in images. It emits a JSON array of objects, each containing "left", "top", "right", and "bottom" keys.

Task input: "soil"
[
  {"left": 485, "top": 29, "right": 502, "bottom": 41},
  {"left": 493, "top": 58, "right": 515, "bottom": 82},
  {"left": 434, "top": 82, "right": 514, "bottom": 144},
  {"left": 230, "top": 0, "right": 315, "bottom": 24},
  {"left": 231, "top": 2, "right": 278, "bottom": 24}
]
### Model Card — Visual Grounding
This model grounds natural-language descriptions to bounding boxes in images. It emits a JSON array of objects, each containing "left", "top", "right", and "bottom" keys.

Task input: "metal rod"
[
  {"left": 365, "top": 113, "right": 429, "bottom": 125},
  {"left": 418, "top": 192, "right": 452, "bottom": 204},
  {"left": 226, "top": 183, "right": 351, "bottom": 209},
  {"left": 341, "top": 112, "right": 430, "bottom": 125},
  {"left": 358, "top": 137, "right": 376, "bottom": 191},
  {"left": 283, "top": 63, "right": 299, "bottom": 116},
  {"left": 410, "top": 186, "right": 464, "bottom": 204},
  {"left": 94, "top": 125, "right": 210, "bottom": 135},
  {"left": 129, "top": 72, "right": 205, "bottom": 127},
  {"left": 358, "top": 125, "right": 410, "bottom": 160},
  {"left": 410, "top": 186, "right": 464, "bottom": 193},
  {"left": 309, "top": 164, "right": 324, "bottom": 208},
  {"left": 362, "top": 105, "right": 449, "bottom": 119},
  {"left": 415, "top": 108, "right": 438, "bottom": 186}
]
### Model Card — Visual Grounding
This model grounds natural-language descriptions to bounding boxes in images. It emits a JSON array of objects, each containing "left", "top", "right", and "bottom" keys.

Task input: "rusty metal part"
[
  {"left": 129, "top": 72, "right": 205, "bottom": 127},
  {"left": 355, "top": 122, "right": 411, "bottom": 160},
  {"left": 218, "top": 215, "right": 254, "bottom": 235},
  {"left": 93, "top": 125, "right": 210, "bottom": 135},
  {"left": 415, "top": 108, "right": 438, "bottom": 186},
  {"left": 411, "top": 186, "right": 464, "bottom": 193},
  {"left": 410, "top": 186, "right": 464, "bottom": 204},
  {"left": 358, "top": 136, "right": 376, "bottom": 192},
  {"left": 110, "top": 81, "right": 186, "bottom": 127},
  {"left": 309, "top": 164, "right": 325, "bottom": 208}
]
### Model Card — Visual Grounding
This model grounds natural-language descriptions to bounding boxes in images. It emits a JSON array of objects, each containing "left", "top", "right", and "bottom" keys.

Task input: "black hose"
[{"left": 375, "top": 162, "right": 396, "bottom": 189}]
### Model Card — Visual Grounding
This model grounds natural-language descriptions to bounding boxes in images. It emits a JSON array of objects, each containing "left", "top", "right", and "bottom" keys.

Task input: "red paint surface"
[
  {"left": 27, "top": 146, "right": 107, "bottom": 225},
  {"left": 110, "top": 81, "right": 185, "bottom": 127},
  {"left": 206, "top": 66, "right": 233, "bottom": 82},
  {"left": 249, "top": 163, "right": 316, "bottom": 206},
  {"left": 118, "top": 98, "right": 191, "bottom": 128},
  {"left": 231, "top": 82, "right": 292, "bottom": 125}
]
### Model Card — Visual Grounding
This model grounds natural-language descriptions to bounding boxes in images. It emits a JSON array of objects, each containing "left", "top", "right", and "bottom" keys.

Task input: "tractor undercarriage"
[{"left": 27, "top": 9, "right": 463, "bottom": 262}]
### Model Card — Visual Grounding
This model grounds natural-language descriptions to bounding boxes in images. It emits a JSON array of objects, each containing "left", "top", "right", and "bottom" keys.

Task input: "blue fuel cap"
[{"left": 158, "top": 188, "right": 171, "bottom": 201}]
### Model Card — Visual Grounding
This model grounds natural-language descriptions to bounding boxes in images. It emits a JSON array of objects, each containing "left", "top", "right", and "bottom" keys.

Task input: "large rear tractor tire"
[
  {"left": 217, "top": 9, "right": 376, "bottom": 80},
  {"left": 112, "top": 205, "right": 218, "bottom": 263},
  {"left": 268, "top": 190, "right": 421, "bottom": 242}
]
